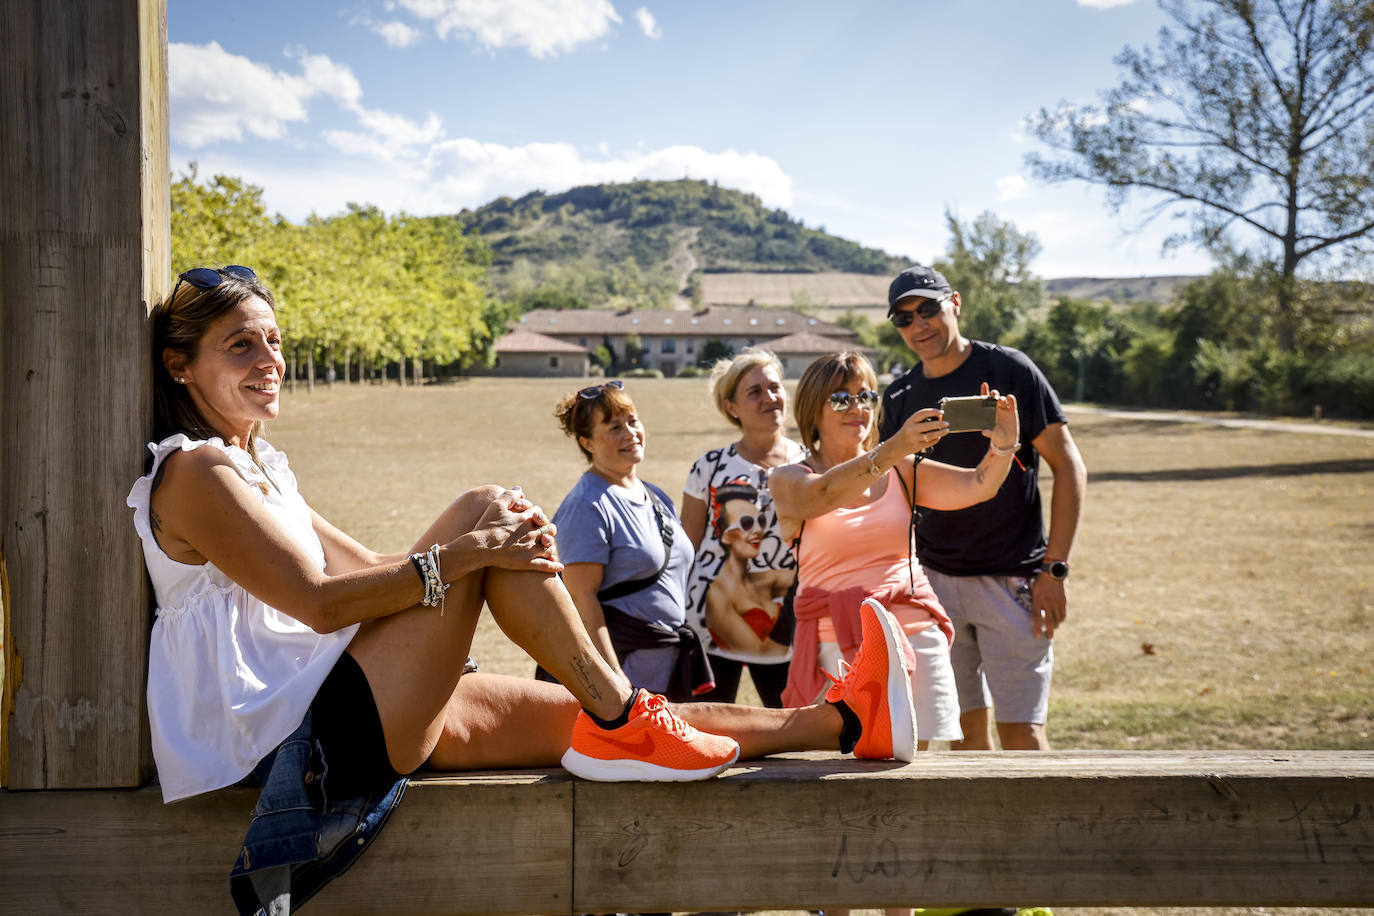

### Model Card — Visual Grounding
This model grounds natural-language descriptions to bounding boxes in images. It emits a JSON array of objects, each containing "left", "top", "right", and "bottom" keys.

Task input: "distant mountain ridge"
[
  {"left": 460, "top": 179, "right": 908, "bottom": 278},
  {"left": 456, "top": 178, "right": 1200, "bottom": 310},
  {"left": 1045, "top": 275, "right": 1201, "bottom": 303}
]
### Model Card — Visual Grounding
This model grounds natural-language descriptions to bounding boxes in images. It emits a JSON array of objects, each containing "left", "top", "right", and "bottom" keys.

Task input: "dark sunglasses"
[
  {"left": 578, "top": 379, "right": 624, "bottom": 399},
  {"left": 889, "top": 295, "right": 949, "bottom": 328},
  {"left": 170, "top": 264, "right": 258, "bottom": 305},
  {"left": 828, "top": 389, "right": 879, "bottom": 412},
  {"left": 725, "top": 513, "right": 767, "bottom": 535}
]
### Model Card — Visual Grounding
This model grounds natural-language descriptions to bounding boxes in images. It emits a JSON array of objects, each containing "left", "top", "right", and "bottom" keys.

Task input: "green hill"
[{"left": 458, "top": 179, "right": 908, "bottom": 310}]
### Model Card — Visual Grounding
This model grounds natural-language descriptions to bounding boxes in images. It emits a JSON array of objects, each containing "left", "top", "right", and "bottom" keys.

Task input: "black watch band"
[{"left": 1036, "top": 560, "right": 1070, "bottom": 580}]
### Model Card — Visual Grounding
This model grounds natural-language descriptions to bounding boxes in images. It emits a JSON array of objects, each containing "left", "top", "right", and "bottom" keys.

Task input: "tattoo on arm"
[
  {"left": 572, "top": 655, "right": 602, "bottom": 701},
  {"left": 150, "top": 509, "right": 163, "bottom": 533},
  {"left": 975, "top": 462, "right": 988, "bottom": 486}
]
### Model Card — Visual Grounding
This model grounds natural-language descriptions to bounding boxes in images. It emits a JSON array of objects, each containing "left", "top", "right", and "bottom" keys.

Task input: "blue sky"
[{"left": 170, "top": 0, "right": 1218, "bottom": 279}]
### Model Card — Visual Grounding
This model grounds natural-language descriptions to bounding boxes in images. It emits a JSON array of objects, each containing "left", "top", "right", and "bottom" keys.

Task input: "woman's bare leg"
[
  {"left": 347, "top": 485, "right": 634, "bottom": 775},
  {"left": 426, "top": 672, "right": 844, "bottom": 770}
]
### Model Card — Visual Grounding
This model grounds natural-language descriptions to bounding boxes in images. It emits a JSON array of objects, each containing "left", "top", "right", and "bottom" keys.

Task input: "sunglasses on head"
[
  {"left": 170, "top": 264, "right": 258, "bottom": 305},
  {"left": 828, "top": 389, "right": 879, "bottom": 412},
  {"left": 889, "top": 295, "right": 949, "bottom": 328},
  {"left": 725, "top": 513, "right": 766, "bottom": 535},
  {"left": 578, "top": 379, "right": 624, "bottom": 399}
]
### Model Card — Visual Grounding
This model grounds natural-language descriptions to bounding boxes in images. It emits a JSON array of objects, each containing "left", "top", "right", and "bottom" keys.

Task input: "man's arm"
[{"left": 1029, "top": 421, "right": 1087, "bottom": 639}]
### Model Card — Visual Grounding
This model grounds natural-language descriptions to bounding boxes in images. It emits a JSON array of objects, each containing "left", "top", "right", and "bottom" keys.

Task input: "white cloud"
[
  {"left": 396, "top": 0, "right": 622, "bottom": 57},
  {"left": 996, "top": 175, "right": 1028, "bottom": 202},
  {"left": 414, "top": 140, "right": 792, "bottom": 212},
  {"left": 191, "top": 139, "right": 793, "bottom": 222},
  {"left": 1077, "top": 0, "right": 1135, "bottom": 8},
  {"left": 169, "top": 42, "right": 361, "bottom": 147},
  {"left": 634, "top": 7, "right": 662, "bottom": 39},
  {"left": 375, "top": 20, "right": 424, "bottom": 47}
]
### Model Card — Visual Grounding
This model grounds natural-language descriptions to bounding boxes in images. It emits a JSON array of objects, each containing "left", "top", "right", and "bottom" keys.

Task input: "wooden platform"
[{"left": 3, "top": 751, "right": 1373, "bottom": 913}]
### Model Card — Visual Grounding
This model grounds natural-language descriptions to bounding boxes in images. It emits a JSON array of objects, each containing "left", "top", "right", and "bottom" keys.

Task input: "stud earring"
[{"left": 176, "top": 377, "right": 186, "bottom": 384}]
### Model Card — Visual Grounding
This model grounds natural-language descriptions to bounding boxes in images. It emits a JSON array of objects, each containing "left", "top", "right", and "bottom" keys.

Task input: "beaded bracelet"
[
  {"left": 410, "top": 543, "right": 450, "bottom": 615},
  {"left": 988, "top": 440, "right": 1021, "bottom": 457}
]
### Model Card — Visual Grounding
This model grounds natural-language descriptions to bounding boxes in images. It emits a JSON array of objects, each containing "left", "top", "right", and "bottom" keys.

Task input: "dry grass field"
[{"left": 266, "top": 377, "right": 1374, "bottom": 916}]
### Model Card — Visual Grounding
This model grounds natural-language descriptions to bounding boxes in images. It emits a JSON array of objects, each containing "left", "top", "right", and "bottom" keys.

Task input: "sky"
[{"left": 168, "top": 0, "right": 1220, "bottom": 279}]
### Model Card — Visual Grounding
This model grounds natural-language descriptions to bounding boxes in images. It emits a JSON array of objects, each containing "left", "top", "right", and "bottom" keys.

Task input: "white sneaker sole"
[
  {"left": 862, "top": 597, "right": 918, "bottom": 762},
  {"left": 560, "top": 744, "right": 740, "bottom": 782}
]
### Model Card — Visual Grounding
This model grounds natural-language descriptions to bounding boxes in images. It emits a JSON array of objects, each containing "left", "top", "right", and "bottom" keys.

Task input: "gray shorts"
[{"left": 926, "top": 569, "right": 1053, "bottom": 725}]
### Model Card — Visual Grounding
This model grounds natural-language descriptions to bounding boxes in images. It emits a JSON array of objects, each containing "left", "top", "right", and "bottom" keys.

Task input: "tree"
[
  {"left": 933, "top": 210, "right": 1043, "bottom": 342},
  {"left": 1026, "top": 0, "right": 1374, "bottom": 352}
]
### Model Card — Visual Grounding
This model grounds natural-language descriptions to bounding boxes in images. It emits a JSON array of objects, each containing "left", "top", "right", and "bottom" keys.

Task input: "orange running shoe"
[
  {"left": 561, "top": 689, "right": 741, "bottom": 781},
  {"left": 824, "top": 598, "right": 918, "bottom": 762}
]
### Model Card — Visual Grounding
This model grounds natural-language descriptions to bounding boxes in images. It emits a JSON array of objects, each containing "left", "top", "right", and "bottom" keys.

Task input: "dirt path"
[
  {"left": 668, "top": 226, "right": 701, "bottom": 310},
  {"left": 1066, "top": 403, "right": 1374, "bottom": 439}
]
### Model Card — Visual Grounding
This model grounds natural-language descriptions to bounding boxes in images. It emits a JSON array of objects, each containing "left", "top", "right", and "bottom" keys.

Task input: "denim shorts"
[{"left": 228, "top": 652, "right": 410, "bottom": 916}]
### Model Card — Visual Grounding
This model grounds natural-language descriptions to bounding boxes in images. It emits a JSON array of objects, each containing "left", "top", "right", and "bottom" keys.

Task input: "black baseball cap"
[{"left": 887, "top": 265, "right": 953, "bottom": 315}]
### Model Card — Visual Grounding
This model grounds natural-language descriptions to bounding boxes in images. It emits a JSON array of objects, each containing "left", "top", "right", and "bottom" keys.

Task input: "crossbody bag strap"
[{"left": 597, "top": 489, "right": 674, "bottom": 603}]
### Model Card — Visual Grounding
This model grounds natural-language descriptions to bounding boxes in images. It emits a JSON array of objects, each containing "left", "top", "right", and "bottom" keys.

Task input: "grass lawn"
[{"left": 266, "top": 377, "right": 1374, "bottom": 915}]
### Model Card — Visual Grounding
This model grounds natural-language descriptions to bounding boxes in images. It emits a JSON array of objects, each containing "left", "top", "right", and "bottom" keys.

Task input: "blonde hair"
[
  {"left": 708, "top": 347, "right": 784, "bottom": 428},
  {"left": 554, "top": 382, "right": 638, "bottom": 461},
  {"left": 793, "top": 351, "right": 880, "bottom": 453}
]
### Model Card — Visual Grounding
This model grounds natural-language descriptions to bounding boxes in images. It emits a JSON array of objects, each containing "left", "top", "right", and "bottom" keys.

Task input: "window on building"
[
  {"left": 550, "top": 356, "right": 560, "bottom": 368},
  {"left": 661, "top": 338, "right": 676, "bottom": 353}
]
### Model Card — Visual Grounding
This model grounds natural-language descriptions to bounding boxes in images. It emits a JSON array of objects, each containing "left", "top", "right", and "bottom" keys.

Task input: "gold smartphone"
[{"left": 938, "top": 395, "right": 998, "bottom": 433}]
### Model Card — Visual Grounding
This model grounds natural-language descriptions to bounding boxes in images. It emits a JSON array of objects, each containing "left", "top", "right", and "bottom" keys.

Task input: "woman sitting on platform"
[{"left": 133, "top": 266, "right": 920, "bottom": 916}]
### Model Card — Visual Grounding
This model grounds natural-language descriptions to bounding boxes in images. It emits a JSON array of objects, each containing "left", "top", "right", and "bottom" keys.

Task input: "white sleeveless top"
[{"left": 127, "top": 434, "right": 356, "bottom": 802}]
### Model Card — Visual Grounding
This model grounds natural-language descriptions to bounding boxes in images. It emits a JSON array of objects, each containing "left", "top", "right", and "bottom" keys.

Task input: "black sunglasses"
[
  {"left": 578, "top": 379, "right": 624, "bottom": 399},
  {"left": 828, "top": 389, "right": 879, "bottom": 412},
  {"left": 889, "top": 295, "right": 949, "bottom": 328},
  {"left": 725, "top": 513, "right": 767, "bottom": 535},
  {"left": 170, "top": 264, "right": 258, "bottom": 305}
]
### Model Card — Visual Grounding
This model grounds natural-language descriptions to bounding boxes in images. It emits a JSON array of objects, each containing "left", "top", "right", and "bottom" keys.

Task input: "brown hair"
[
  {"left": 150, "top": 267, "right": 279, "bottom": 481},
  {"left": 792, "top": 350, "right": 880, "bottom": 453},
  {"left": 708, "top": 347, "right": 784, "bottom": 428},
  {"left": 554, "top": 381, "right": 638, "bottom": 462}
]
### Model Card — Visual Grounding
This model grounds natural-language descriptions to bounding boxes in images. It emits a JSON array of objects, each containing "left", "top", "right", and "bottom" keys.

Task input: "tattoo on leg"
[{"left": 572, "top": 655, "right": 602, "bottom": 700}]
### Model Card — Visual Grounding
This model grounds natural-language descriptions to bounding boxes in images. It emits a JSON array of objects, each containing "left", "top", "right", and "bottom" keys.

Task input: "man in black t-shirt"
[{"left": 879, "top": 265, "right": 1086, "bottom": 750}]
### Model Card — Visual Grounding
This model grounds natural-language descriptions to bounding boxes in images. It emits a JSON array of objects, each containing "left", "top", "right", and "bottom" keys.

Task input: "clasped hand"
[{"left": 471, "top": 487, "right": 564, "bottom": 573}]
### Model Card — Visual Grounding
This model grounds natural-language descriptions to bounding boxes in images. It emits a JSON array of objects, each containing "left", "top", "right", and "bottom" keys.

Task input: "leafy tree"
[
  {"left": 1026, "top": 0, "right": 1374, "bottom": 351},
  {"left": 696, "top": 338, "right": 733, "bottom": 368},
  {"left": 170, "top": 165, "right": 273, "bottom": 274},
  {"left": 621, "top": 333, "right": 646, "bottom": 371},
  {"left": 933, "top": 210, "right": 1043, "bottom": 342}
]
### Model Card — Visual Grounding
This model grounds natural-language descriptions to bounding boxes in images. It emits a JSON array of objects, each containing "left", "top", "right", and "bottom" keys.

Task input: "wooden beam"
[
  {"left": 0, "top": 0, "right": 167, "bottom": 787},
  {"left": 1, "top": 752, "right": 1371, "bottom": 912}
]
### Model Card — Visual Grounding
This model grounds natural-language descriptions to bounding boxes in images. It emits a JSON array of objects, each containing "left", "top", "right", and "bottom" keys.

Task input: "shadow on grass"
[{"left": 1093, "top": 457, "right": 1374, "bottom": 483}]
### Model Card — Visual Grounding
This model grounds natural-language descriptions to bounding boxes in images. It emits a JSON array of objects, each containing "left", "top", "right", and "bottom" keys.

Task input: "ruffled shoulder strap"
[{"left": 125, "top": 434, "right": 264, "bottom": 542}]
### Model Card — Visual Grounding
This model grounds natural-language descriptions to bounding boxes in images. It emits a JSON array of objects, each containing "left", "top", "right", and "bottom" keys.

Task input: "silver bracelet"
[
  {"left": 988, "top": 441, "right": 1020, "bottom": 457},
  {"left": 864, "top": 447, "right": 883, "bottom": 477},
  {"left": 412, "top": 544, "right": 449, "bottom": 614}
]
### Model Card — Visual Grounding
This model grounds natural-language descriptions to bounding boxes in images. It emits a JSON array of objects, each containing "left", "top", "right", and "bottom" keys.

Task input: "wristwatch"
[{"left": 1036, "top": 560, "right": 1070, "bottom": 580}]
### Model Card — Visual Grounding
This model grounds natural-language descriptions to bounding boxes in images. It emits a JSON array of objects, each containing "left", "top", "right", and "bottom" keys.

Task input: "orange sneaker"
[
  {"left": 561, "top": 689, "right": 741, "bottom": 781},
  {"left": 824, "top": 598, "right": 918, "bottom": 762}
]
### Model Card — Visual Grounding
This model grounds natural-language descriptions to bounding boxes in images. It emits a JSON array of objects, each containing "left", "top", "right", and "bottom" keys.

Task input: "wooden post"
[{"left": 0, "top": 0, "right": 168, "bottom": 788}]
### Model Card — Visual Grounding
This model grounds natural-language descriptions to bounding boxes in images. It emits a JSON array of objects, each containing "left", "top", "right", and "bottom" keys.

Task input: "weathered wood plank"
[
  {"left": 1, "top": 753, "right": 1370, "bottom": 912},
  {"left": 573, "top": 751, "right": 1374, "bottom": 911},
  {"left": 0, "top": 0, "right": 165, "bottom": 788},
  {"left": 0, "top": 773, "right": 574, "bottom": 914}
]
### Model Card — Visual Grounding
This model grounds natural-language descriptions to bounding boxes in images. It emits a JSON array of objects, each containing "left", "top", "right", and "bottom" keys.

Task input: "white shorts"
[{"left": 820, "top": 625, "right": 963, "bottom": 742}]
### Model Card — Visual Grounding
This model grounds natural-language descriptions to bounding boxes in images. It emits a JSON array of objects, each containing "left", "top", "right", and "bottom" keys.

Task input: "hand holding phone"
[{"left": 938, "top": 395, "right": 998, "bottom": 433}]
